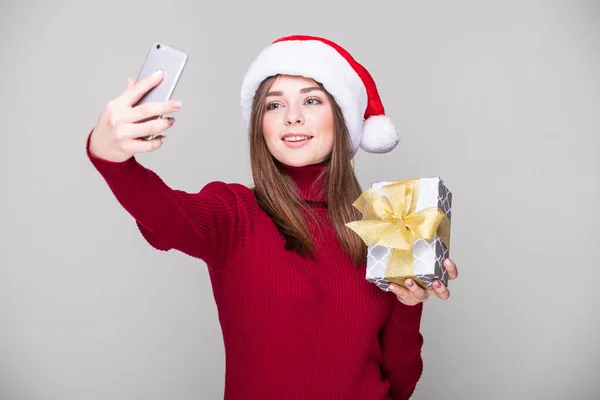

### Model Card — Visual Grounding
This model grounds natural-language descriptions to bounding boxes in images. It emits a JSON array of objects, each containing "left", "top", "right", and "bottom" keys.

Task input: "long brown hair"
[{"left": 249, "top": 75, "right": 367, "bottom": 266}]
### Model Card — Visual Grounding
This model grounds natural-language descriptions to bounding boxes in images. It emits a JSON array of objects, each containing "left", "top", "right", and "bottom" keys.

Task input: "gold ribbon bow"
[{"left": 346, "top": 180, "right": 450, "bottom": 289}]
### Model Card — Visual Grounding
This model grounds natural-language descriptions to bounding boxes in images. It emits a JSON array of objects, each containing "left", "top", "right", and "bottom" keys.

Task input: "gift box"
[{"left": 346, "top": 177, "right": 452, "bottom": 292}]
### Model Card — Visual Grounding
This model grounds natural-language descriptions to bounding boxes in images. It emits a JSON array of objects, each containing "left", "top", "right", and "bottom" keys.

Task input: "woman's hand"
[
  {"left": 88, "top": 70, "right": 181, "bottom": 163},
  {"left": 388, "top": 258, "right": 458, "bottom": 306}
]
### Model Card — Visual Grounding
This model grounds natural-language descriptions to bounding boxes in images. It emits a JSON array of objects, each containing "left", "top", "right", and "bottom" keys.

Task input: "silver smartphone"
[{"left": 134, "top": 42, "right": 188, "bottom": 140}]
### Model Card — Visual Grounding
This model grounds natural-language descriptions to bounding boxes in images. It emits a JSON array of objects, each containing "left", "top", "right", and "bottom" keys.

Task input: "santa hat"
[{"left": 240, "top": 35, "right": 400, "bottom": 154}]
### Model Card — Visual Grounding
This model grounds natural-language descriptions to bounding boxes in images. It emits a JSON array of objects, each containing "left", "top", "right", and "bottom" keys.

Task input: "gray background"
[{"left": 1, "top": 0, "right": 598, "bottom": 399}]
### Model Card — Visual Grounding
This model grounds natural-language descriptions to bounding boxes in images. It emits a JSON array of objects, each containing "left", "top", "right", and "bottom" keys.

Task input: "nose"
[{"left": 284, "top": 106, "right": 304, "bottom": 126}]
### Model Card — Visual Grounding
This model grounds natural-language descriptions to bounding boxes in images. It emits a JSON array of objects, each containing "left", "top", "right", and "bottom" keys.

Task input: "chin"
[
  {"left": 274, "top": 150, "right": 328, "bottom": 167},
  {"left": 277, "top": 157, "right": 312, "bottom": 167}
]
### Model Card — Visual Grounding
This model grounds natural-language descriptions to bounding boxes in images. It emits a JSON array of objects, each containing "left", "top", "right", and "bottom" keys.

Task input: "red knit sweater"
[{"left": 86, "top": 133, "right": 424, "bottom": 400}]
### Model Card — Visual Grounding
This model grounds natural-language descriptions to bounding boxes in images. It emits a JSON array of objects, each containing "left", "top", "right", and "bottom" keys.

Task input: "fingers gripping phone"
[{"left": 134, "top": 42, "right": 188, "bottom": 140}]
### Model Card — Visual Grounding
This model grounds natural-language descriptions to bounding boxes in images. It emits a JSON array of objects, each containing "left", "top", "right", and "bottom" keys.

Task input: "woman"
[{"left": 87, "top": 35, "right": 459, "bottom": 400}]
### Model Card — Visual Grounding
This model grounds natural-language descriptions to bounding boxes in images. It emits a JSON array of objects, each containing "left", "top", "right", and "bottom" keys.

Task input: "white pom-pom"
[{"left": 359, "top": 115, "right": 400, "bottom": 153}]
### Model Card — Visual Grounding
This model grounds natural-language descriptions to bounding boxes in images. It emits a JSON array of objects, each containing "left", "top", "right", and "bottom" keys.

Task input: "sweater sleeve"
[
  {"left": 85, "top": 131, "right": 256, "bottom": 267},
  {"left": 380, "top": 300, "right": 425, "bottom": 400}
]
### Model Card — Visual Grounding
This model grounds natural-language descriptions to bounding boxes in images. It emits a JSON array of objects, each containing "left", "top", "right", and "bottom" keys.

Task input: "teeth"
[{"left": 283, "top": 136, "right": 312, "bottom": 142}]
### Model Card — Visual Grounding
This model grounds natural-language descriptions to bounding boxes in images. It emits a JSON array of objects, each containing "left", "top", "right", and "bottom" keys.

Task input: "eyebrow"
[{"left": 266, "top": 86, "right": 323, "bottom": 97}]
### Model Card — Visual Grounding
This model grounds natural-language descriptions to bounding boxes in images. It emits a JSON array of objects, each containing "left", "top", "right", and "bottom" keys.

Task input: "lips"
[{"left": 281, "top": 133, "right": 314, "bottom": 142}]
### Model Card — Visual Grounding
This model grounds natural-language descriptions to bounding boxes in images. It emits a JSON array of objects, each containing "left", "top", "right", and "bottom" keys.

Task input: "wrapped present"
[{"left": 346, "top": 177, "right": 452, "bottom": 291}]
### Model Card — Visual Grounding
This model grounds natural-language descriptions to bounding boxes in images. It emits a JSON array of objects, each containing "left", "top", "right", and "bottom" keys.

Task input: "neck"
[{"left": 279, "top": 161, "right": 329, "bottom": 204}]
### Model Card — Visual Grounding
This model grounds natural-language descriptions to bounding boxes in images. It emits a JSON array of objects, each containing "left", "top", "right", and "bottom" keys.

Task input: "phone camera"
[{"left": 156, "top": 44, "right": 161, "bottom": 50}]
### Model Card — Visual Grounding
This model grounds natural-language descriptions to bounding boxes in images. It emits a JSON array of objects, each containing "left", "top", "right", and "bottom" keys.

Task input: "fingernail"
[
  {"left": 443, "top": 259, "right": 452, "bottom": 268},
  {"left": 168, "top": 117, "right": 175, "bottom": 125},
  {"left": 172, "top": 100, "right": 182, "bottom": 110},
  {"left": 153, "top": 69, "right": 163, "bottom": 76},
  {"left": 405, "top": 279, "right": 414, "bottom": 287},
  {"left": 388, "top": 284, "right": 395, "bottom": 292},
  {"left": 433, "top": 280, "right": 442, "bottom": 288}
]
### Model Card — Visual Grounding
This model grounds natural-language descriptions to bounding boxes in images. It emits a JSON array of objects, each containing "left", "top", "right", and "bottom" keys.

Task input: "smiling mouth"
[{"left": 282, "top": 135, "right": 314, "bottom": 142}]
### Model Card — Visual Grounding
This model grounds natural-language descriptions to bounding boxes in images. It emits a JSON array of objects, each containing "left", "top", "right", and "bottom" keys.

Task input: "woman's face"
[{"left": 261, "top": 75, "right": 335, "bottom": 167}]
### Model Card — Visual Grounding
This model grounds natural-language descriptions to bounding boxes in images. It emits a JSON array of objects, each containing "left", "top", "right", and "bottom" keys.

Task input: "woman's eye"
[
  {"left": 266, "top": 102, "right": 282, "bottom": 110},
  {"left": 305, "top": 97, "right": 322, "bottom": 105}
]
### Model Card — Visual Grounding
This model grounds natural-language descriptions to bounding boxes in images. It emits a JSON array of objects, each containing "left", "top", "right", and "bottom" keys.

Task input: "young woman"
[{"left": 87, "top": 35, "right": 459, "bottom": 400}]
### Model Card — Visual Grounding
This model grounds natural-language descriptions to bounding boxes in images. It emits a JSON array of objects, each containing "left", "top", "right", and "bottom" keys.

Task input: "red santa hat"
[{"left": 240, "top": 35, "right": 400, "bottom": 154}]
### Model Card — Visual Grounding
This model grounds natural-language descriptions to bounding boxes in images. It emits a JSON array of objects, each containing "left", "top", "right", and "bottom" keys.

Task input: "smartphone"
[{"left": 133, "top": 42, "right": 188, "bottom": 140}]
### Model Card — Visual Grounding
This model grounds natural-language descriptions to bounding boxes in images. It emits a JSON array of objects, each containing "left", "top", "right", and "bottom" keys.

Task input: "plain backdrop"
[{"left": 1, "top": 0, "right": 598, "bottom": 399}]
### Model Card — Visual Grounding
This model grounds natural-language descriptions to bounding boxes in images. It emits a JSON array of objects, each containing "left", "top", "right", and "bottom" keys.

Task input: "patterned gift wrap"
[{"left": 346, "top": 178, "right": 452, "bottom": 292}]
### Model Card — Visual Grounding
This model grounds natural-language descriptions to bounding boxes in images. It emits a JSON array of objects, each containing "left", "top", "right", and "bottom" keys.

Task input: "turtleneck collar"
[{"left": 279, "top": 161, "right": 329, "bottom": 204}]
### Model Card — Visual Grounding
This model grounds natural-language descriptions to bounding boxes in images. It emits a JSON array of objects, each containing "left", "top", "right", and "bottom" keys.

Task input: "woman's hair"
[{"left": 249, "top": 75, "right": 367, "bottom": 266}]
